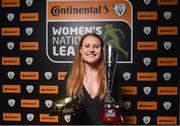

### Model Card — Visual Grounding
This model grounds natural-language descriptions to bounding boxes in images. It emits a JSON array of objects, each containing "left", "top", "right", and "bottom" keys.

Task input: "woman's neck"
[{"left": 84, "top": 63, "right": 98, "bottom": 74}]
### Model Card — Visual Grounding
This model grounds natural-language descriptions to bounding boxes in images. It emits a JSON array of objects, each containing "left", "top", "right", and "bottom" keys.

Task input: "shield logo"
[
  {"left": 163, "top": 11, "right": 172, "bottom": 20},
  {"left": 26, "top": 85, "right": 34, "bottom": 93},
  {"left": 143, "top": 26, "right": 151, "bottom": 35},
  {"left": 64, "top": 115, "right": 71, "bottom": 123},
  {"left": 7, "top": 42, "right": 14, "bottom": 50},
  {"left": 44, "top": 72, "right": 52, "bottom": 80},
  {"left": 163, "top": 72, "right": 171, "bottom": 81},
  {"left": 7, "top": 71, "right": 15, "bottom": 79},
  {"left": 163, "top": 101, "right": 172, "bottom": 110},
  {"left": 8, "top": 99, "right": 15, "bottom": 107},
  {"left": 26, "top": 57, "right": 33, "bottom": 65},
  {"left": 7, "top": 13, "right": 14, "bottom": 21},
  {"left": 113, "top": 3, "right": 126, "bottom": 16},
  {"left": 25, "top": 27, "right": 33, "bottom": 36},
  {"left": 143, "top": 57, "right": 151, "bottom": 66},
  {"left": 143, "top": 87, "right": 151, "bottom": 95},
  {"left": 45, "top": 100, "right": 53, "bottom": 108},
  {"left": 123, "top": 72, "right": 131, "bottom": 81},
  {"left": 143, "top": 116, "right": 151, "bottom": 124},
  {"left": 163, "top": 41, "right": 172, "bottom": 50},
  {"left": 123, "top": 101, "right": 131, "bottom": 109},
  {"left": 26, "top": 113, "right": 34, "bottom": 121},
  {"left": 25, "top": 0, "right": 33, "bottom": 7},
  {"left": 143, "top": 0, "right": 151, "bottom": 5}
]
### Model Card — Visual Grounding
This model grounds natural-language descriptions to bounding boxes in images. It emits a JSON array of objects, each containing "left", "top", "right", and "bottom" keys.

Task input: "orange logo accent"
[
  {"left": 157, "top": 116, "right": 177, "bottom": 124},
  {"left": 20, "top": 13, "right": 39, "bottom": 21},
  {"left": 2, "top": 0, "right": 20, "bottom": 7},
  {"left": 157, "top": 87, "right": 177, "bottom": 95},
  {"left": 2, "top": 27, "right": 20, "bottom": 36},
  {"left": 20, "top": 71, "right": 39, "bottom": 80},
  {"left": 47, "top": 0, "right": 132, "bottom": 25},
  {"left": 158, "top": 0, "right": 178, "bottom": 5},
  {"left": 3, "top": 113, "right": 21, "bottom": 121},
  {"left": 39, "top": 114, "right": 59, "bottom": 123},
  {"left": 123, "top": 116, "right": 137, "bottom": 124},
  {"left": 2, "top": 57, "right": 20, "bottom": 65},
  {"left": 157, "top": 57, "right": 177, "bottom": 66},
  {"left": 2, "top": 85, "right": 21, "bottom": 93},
  {"left": 137, "top": 101, "right": 157, "bottom": 110},
  {"left": 137, "top": 41, "right": 157, "bottom": 50},
  {"left": 58, "top": 72, "right": 67, "bottom": 80},
  {"left": 21, "top": 99, "right": 39, "bottom": 108},
  {"left": 158, "top": 26, "right": 178, "bottom": 35},
  {"left": 20, "top": 42, "right": 39, "bottom": 50},
  {"left": 39, "top": 85, "right": 59, "bottom": 94},
  {"left": 137, "top": 11, "right": 157, "bottom": 20},
  {"left": 137, "top": 72, "right": 157, "bottom": 81},
  {"left": 121, "top": 86, "right": 137, "bottom": 95}
]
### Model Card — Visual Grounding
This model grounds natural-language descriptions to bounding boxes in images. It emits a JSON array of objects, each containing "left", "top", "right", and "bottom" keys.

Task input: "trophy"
[
  {"left": 49, "top": 96, "right": 79, "bottom": 116},
  {"left": 100, "top": 44, "right": 123, "bottom": 123}
]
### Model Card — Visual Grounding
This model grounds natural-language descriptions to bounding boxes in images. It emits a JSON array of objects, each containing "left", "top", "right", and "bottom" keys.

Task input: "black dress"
[{"left": 60, "top": 74, "right": 122, "bottom": 125}]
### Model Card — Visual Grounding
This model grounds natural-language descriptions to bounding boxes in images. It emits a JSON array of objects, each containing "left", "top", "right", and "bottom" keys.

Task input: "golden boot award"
[
  {"left": 100, "top": 44, "right": 123, "bottom": 123},
  {"left": 49, "top": 96, "right": 79, "bottom": 116}
]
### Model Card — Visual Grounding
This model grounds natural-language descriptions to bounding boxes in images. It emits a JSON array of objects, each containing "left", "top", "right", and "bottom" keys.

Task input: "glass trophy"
[{"left": 100, "top": 44, "right": 123, "bottom": 123}]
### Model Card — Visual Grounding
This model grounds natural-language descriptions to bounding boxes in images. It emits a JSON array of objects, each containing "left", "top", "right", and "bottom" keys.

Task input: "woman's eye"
[
  {"left": 94, "top": 45, "right": 100, "bottom": 48},
  {"left": 84, "top": 45, "right": 90, "bottom": 48}
]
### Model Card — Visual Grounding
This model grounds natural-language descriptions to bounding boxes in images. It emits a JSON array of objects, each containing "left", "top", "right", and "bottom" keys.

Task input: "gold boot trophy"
[
  {"left": 100, "top": 44, "right": 124, "bottom": 123},
  {"left": 49, "top": 96, "right": 79, "bottom": 115}
]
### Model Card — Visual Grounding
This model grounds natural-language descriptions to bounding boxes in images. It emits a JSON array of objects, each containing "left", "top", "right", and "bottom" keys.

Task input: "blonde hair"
[{"left": 66, "top": 33, "right": 107, "bottom": 100}]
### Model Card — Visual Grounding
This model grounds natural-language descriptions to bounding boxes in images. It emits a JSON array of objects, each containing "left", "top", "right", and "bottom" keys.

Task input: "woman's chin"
[{"left": 84, "top": 60, "right": 99, "bottom": 66}]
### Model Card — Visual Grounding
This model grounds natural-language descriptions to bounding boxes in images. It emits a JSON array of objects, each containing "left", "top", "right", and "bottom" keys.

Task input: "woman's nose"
[{"left": 89, "top": 46, "right": 95, "bottom": 52}]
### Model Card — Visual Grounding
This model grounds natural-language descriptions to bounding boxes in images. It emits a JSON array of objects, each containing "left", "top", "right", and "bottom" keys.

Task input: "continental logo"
[
  {"left": 137, "top": 11, "right": 157, "bottom": 20},
  {"left": 39, "top": 85, "right": 59, "bottom": 94},
  {"left": 3, "top": 113, "right": 21, "bottom": 121},
  {"left": 2, "top": 27, "right": 20, "bottom": 36},
  {"left": 137, "top": 72, "right": 157, "bottom": 81},
  {"left": 121, "top": 86, "right": 137, "bottom": 95},
  {"left": 2, "top": 0, "right": 20, "bottom": 7},
  {"left": 20, "top": 13, "right": 39, "bottom": 21},
  {"left": 137, "top": 101, "right": 157, "bottom": 110},
  {"left": 158, "top": 26, "right": 178, "bottom": 35},
  {"left": 2, "top": 85, "right": 21, "bottom": 93},
  {"left": 47, "top": 0, "right": 132, "bottom": 24},
  {"left": 157, "top": 87, "right": 177, "bottom": 95},
  {"left": 157, "top": 57, "right": 177, "bottom": 66},
  {"left": 58, "top": 72, "right": 68, "bottom": 80},
  {"left": 137, "top": 41, "right": 157, "bottom": 50},
  {"left": 40, "top": 114, "right": 58, "bottom": 123},
  {"left": 158, "top": 0, "right": 177, "bottom": 5},
  {"left": 20, "top": 42, "right": 39, "bottom": 50},
  {"left": 2, "top": 57, "right": 20, "bottom": 65},
  {"left": 21, "top": 99, "right": 39, "bottom": 108},
  {"left": 20, "top": 71, "right": 39, "bottom": 80},
  {"left": 123, "top": 116, "right": 137, "bottom": 124},
  {"left": 51, "top": 5, "right": 102, "bottom": 16},
  {"left": 157, "top": 116, "right": 177, "bottom": 124}
]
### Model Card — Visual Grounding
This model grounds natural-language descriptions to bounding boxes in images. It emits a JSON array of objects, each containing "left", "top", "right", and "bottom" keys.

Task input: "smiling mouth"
[{"left": 87, "top": 54, "right": 96, "bottom": 56}]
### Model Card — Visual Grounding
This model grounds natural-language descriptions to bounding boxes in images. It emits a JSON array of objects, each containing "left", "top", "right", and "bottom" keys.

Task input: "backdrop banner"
[{"left": 0, "top": 0, "right": 179, "bottom": 125}]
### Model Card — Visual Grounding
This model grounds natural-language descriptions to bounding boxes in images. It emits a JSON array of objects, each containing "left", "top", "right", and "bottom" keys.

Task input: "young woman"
[{"left": 61, "top": 33, "right": 121, "bottom": 124}]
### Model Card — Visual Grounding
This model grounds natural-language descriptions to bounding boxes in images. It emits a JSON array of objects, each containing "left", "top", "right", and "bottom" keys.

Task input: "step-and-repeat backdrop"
[{"left": 0, "top": 0, "right": 179, "bottom": 125}]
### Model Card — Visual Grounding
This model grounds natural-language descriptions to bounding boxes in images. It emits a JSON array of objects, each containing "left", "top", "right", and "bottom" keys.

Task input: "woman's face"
[{"left": 80, "top": 36, "right": 102, "bottom": 65}]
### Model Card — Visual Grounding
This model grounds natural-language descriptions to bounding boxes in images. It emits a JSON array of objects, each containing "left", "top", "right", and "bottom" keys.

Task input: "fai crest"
[{"left": 114, "top": 3, "right": 126, "bottom": 16}]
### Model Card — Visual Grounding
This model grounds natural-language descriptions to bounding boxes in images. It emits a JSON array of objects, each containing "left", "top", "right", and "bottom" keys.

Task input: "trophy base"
[
  {"left": 49, "top": 108, "right": 75, "bottom": 116},
  {"left": 100, "top": 107, "right": 123, "bottom": 123}
]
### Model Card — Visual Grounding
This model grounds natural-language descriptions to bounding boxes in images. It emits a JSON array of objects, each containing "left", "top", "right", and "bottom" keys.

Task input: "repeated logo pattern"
[{"left": 0, "top": 0, "right": 179, "bottom": 125}]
